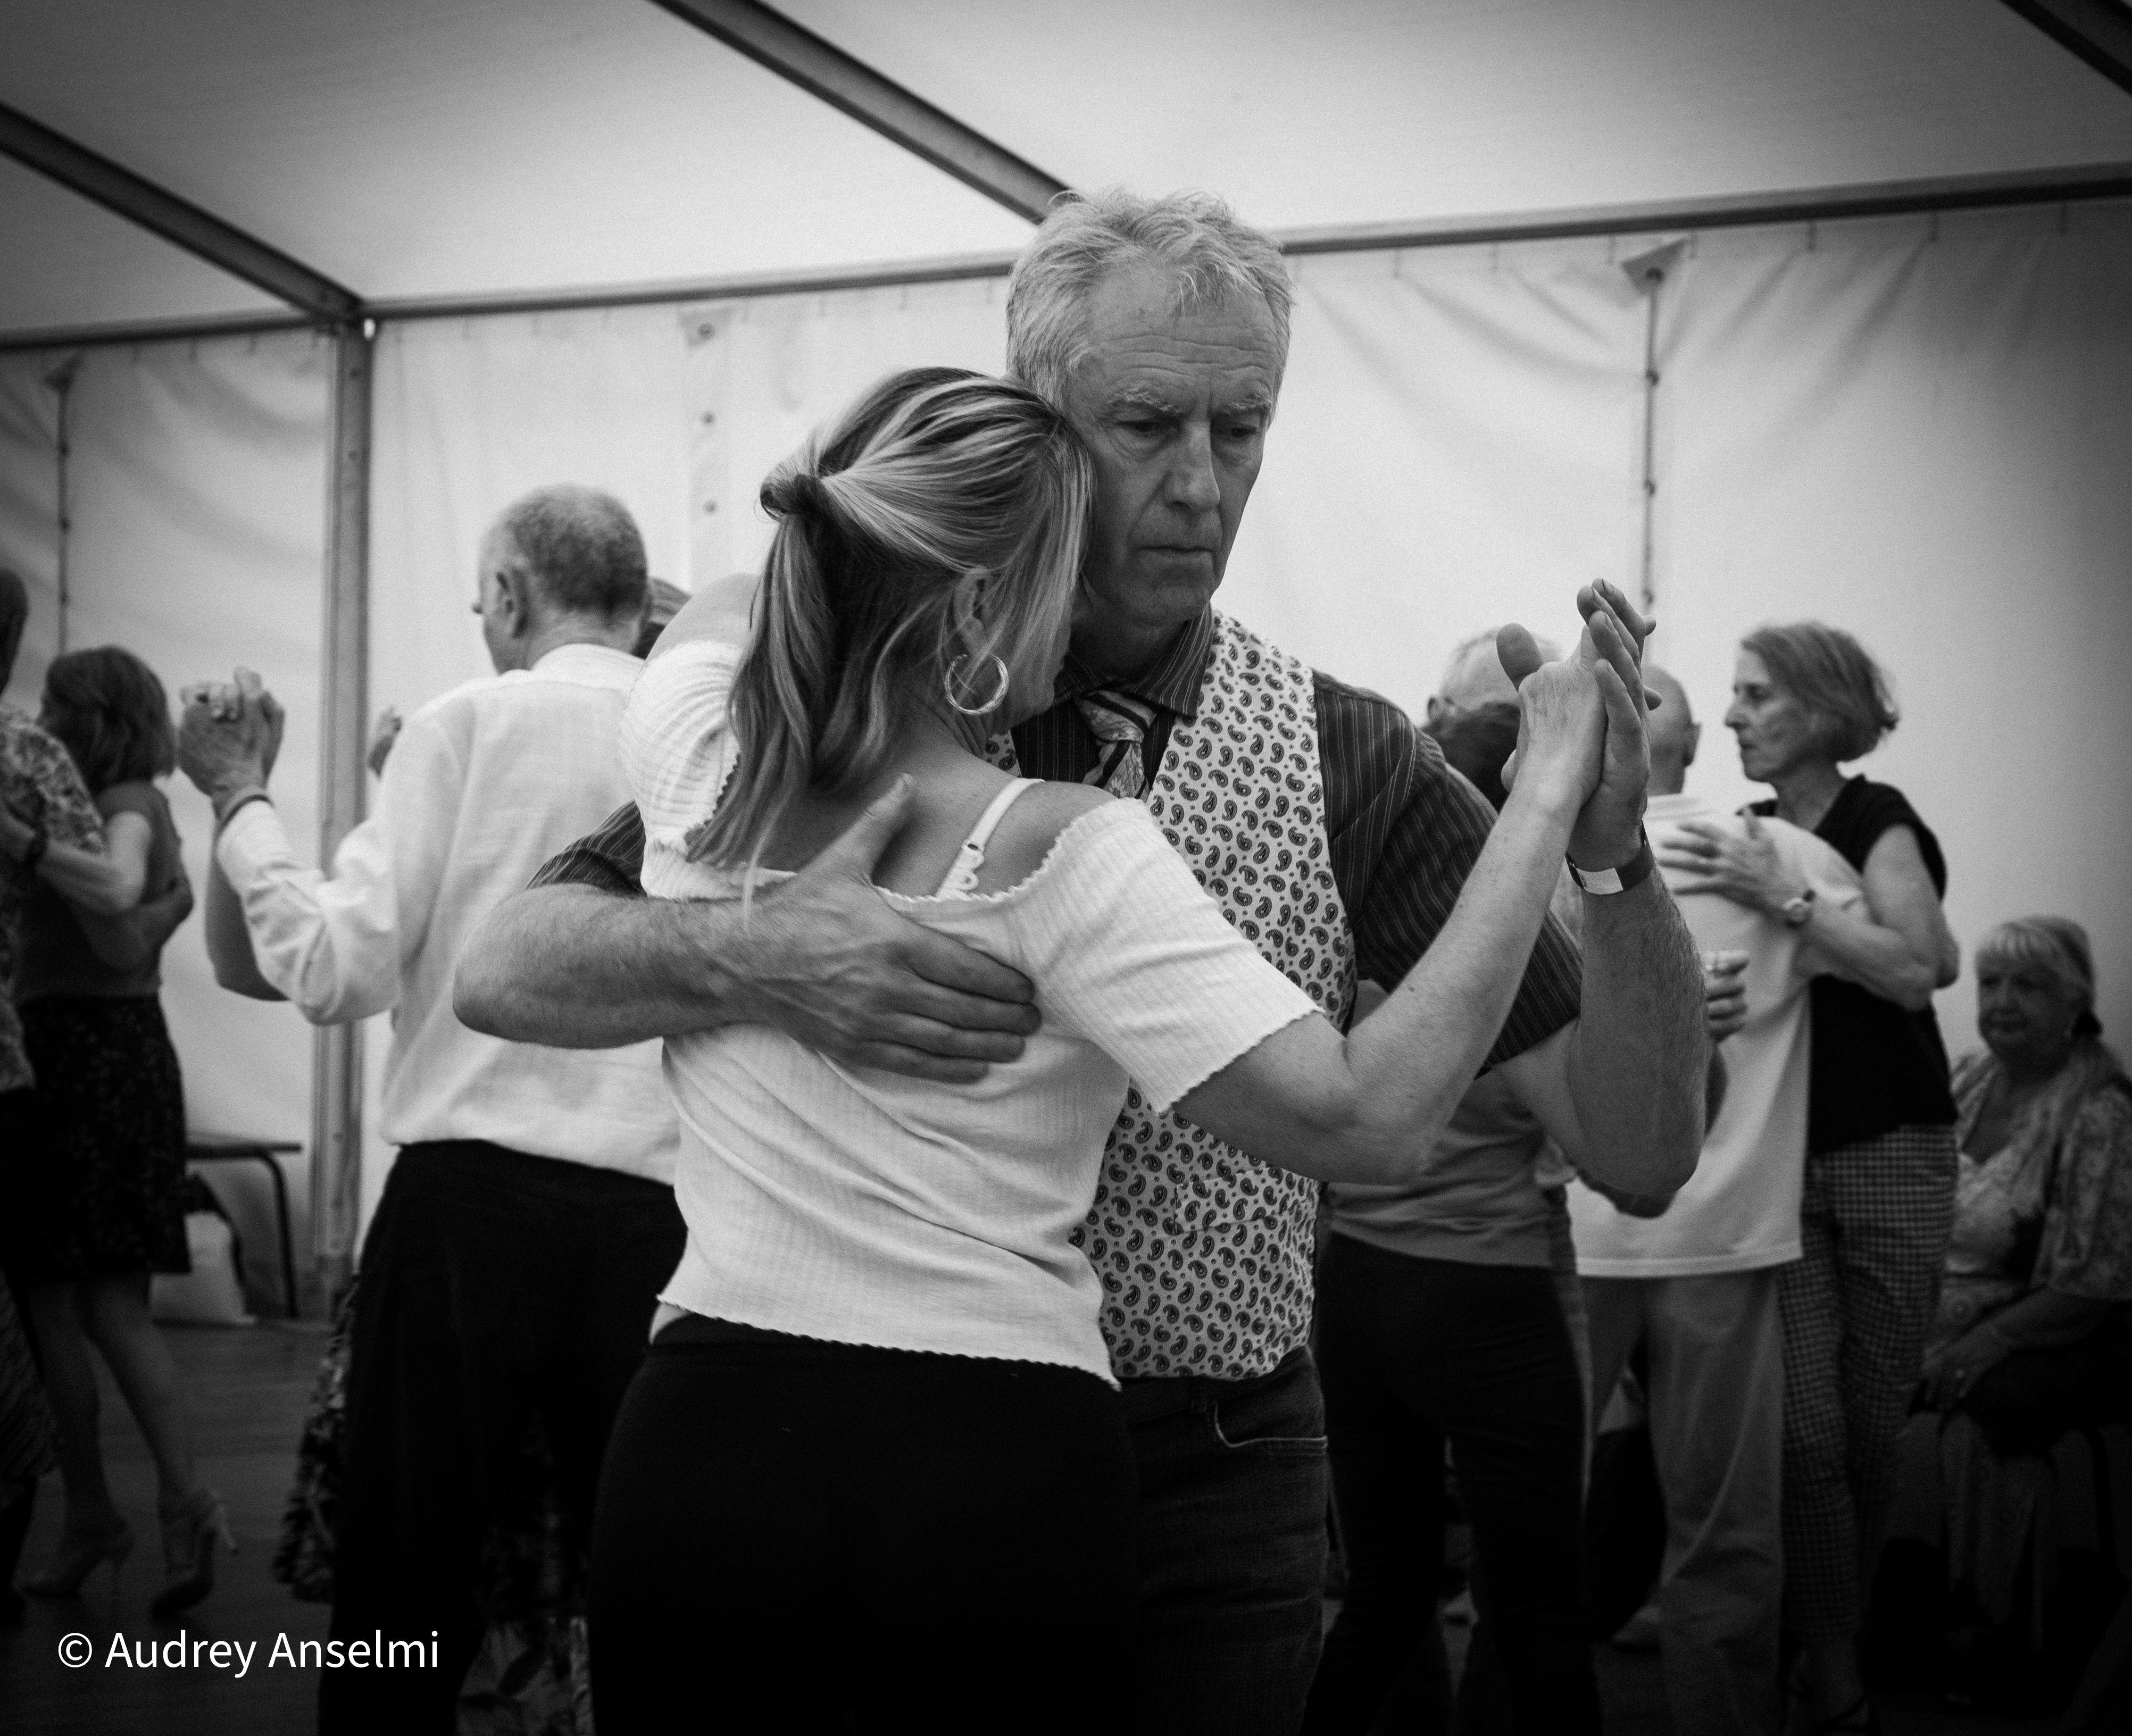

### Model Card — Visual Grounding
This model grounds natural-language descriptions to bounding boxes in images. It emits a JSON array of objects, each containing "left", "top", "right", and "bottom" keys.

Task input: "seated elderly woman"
[{"left": 1903, "top": 916, "right": 2132, "bottom": 1687}]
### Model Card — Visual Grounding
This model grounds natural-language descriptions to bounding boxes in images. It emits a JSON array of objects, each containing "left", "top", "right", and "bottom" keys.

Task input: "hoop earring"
[{"left": 943, "top": 653, "right": 1011, "bottom": 717}]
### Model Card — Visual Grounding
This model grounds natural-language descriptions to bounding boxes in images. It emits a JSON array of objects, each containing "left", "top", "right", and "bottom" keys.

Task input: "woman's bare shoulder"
[{"left": 975, "top": 780, "right": 1119, "bottom": 890}]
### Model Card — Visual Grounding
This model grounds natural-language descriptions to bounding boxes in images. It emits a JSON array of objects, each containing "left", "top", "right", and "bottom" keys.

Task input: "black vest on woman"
[{"left": 1753, "top": 777, "right": 1956, "bottom": 1153}]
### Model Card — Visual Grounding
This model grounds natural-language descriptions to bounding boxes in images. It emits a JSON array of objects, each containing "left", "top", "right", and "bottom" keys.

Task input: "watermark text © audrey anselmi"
[{"left": 57, "top": 1629, "right": 440, "bottom": 1676}]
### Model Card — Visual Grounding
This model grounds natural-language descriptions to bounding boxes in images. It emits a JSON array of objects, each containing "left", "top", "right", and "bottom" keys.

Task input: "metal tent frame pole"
[
  {"left": 0, "top": 101, "right": 360, "bottom": 322},
  {"left": 310, "top": 324, "right": 373, "bottom": 1313},
  {"left": 2002, "top": 0, "right": 2132, "bottom": 98},
  {"left": 649, "top": 0, "right": 1067, "bottom": 221},
  {"left": 1620, "top": 241, "right": 1686, "bottom": 612}
]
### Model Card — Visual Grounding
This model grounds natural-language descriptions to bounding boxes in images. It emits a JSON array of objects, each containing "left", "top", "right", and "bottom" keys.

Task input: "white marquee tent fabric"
[
  {"left": 3, "top": 0, "right": 2131, "bottom": 1295},
  {"left": 5, "top": 0, "right": 2132, "bottom": 337}
]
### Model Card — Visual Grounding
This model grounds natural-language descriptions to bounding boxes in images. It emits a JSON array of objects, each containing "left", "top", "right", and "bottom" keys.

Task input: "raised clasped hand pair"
[
  {"left": 176, "top": 667, "right": 285, "bottom": 808},
  {"left": 1495, "top": 579, "right": 1655, "bottom": 871}
]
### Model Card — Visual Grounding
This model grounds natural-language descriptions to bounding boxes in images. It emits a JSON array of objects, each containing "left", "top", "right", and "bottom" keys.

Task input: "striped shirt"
[{"left": 535, "top": 610, "right": 1581, "bottom": 1071}]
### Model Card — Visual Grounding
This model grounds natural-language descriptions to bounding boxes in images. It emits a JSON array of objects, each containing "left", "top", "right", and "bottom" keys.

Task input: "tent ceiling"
[
  {"left": 787, "top": 0, "right": 2132, "bottom": 233},
  {"left": 0, "top": 0, "right": 1033, "bottom": 331},
  {"left": 3, "top": 0, "right": 2131, "bottom": 343}
]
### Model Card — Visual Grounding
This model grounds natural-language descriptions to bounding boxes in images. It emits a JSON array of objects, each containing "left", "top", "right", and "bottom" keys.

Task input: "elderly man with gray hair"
[
  {"left": 178, "top": 486, "right": 681, "bottom": 1736},
  {"left": 1427, "top": 624, "right": 1564, "bottom": 728},
  {"left": 459, "top": 195, "right": 1708, "bottom": 1734}
]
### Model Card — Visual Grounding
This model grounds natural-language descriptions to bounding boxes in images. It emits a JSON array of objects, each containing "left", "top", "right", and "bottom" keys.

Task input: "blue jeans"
[{"left": 1122, "top": 1345, "right": 1330, "bottom": 1736}]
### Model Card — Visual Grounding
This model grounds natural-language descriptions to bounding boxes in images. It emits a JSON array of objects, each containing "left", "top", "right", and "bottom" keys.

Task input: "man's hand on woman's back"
[
  {"left": 455, "top": 777, "right": 1039, "bottom": 1080},
  {"left": 724, "top": 776, "right": 1040, "bottom": 1081}
]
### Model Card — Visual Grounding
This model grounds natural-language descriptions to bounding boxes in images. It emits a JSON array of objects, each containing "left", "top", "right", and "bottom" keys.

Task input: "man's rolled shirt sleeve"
[{"left": 529, "top": 802, "right": 647, "bottom": 896}]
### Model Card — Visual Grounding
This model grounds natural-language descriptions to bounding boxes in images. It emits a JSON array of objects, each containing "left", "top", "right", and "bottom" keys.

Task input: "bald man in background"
[{"left": 1569, "top": 667, "right": 1864, "bottom": 1736}]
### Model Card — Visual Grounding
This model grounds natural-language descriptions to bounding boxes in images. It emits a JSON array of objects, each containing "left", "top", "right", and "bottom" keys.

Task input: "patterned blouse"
[
  {"left": 0, "top": 704, "right": 104, "bottom": 1092},
  {"left": 1938, "top": 1047, "right": 2132, "bottom": 1344}
]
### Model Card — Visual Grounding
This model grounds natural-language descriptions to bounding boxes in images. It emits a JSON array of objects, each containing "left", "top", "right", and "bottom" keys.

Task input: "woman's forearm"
[
  {"left": 78, "top": 878, "right": 191, "bottom": 970},
  {"left": 1178, "top": 775, "right": 1583, "bottom": 1182},
  {"left": 35, "top": 838, "right": 147, "bottom": 915},
  {"left": 1339, "top": 782, "right": 1581, "bottom": 1128},
  {"left": 1801, "top": 898, "right": 1941, "bottom": 1008}
]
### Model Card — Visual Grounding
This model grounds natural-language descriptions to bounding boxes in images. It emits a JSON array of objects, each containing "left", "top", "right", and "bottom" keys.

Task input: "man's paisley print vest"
[{"left": 996, "top": 614, "right": 1356, "bottom": 1379}]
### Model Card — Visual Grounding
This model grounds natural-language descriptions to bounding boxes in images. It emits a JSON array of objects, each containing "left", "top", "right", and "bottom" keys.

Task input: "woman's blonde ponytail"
[{"left": 688, "top": 367, "right": 1093, "bottom": 872}]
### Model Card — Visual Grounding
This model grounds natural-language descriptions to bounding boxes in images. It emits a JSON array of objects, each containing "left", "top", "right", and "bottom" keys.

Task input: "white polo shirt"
[
  {"left": 1569, "top": 791, "right": 1862, "bottom": 1277},
  {"left": 216, "top": 642, "right": 676, "bottom": 1182}
]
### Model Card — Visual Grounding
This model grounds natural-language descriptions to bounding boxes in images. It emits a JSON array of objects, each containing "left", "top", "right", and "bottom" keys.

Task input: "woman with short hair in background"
[
  {"left": 1664, "top": 621, "right": 1961, "bottom": 1732},
  {"left": 0, "top": 645, "right": 221, "bottom": 1617}
]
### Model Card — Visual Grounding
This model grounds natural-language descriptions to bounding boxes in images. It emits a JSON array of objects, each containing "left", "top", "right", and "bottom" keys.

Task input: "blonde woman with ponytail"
[{"left": 588, "top": 367, "right": 1655, "bottom": 1733}]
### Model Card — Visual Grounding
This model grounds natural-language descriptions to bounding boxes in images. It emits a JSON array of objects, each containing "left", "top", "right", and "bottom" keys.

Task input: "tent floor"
[
  {"left": 2, "top": 1318, "right": 330, "bottom": 1735},
  {"left": 0, "top": 1322, "right": 2061, "bottom": 1735}
]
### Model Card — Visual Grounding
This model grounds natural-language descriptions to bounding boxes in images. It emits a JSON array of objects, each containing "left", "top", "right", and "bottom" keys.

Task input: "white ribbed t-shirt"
[{"left": 620, "top": 640, "right": 1319, "bottom": 1384}]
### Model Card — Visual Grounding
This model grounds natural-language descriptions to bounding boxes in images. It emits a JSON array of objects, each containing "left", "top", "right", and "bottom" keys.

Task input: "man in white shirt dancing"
[
  {"left": 176, "top": 486, "right": 679, "bottom": 1736},
  {"left": 1570, "top": 666, "right": 1862, "bottom": 1736}
]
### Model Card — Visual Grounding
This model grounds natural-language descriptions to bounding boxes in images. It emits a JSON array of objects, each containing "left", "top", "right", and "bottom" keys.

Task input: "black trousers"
[
  {"left": 589, "top": 1323, "right": 1138, "bottom": 1734},
  {"left": 320, "top": 1140, "right": 685, "bottom": 1735},
  {"left": 1304, "top": 1234, "right": 1597, "bottom": 1736}
]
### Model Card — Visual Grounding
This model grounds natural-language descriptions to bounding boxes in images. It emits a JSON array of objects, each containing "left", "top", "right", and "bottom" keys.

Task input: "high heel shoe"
[
  {"left": 149, "top": 1488, "right": 236, "bottom": 1619},
  {"left": 24, "top": 1513, "right": 134, "bottom": 1598}
]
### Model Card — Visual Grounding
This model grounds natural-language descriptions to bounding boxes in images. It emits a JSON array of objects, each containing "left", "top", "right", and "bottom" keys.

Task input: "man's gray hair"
[
  {"left": 1440, "top": 629, "right": 1504, "bottom": 695},
  {"left": 493, "top": 485, "right": 648, "bottom": 623},
  {"left": 1438, "top": 627, "right": 1563, "bottom": 698},
  {"left": 1006, "top": 188, "right": 1294, "bottom": 407}
]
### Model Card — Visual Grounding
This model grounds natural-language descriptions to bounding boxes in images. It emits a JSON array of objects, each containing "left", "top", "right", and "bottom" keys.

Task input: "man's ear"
[
  {"left": 1684, "top": 721, "right": 1702, "bottom": 768},
  {"left": 1425, "top": 695, "right": 1448, "bottom": 725},
  {"left": 492, "top": 565, "right": 534, "bottom": 641}
]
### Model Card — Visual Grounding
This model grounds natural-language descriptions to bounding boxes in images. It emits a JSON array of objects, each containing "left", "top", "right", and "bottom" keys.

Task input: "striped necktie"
[{"left": 1076, "top": 689, "right": 1159, "bottom": 799}]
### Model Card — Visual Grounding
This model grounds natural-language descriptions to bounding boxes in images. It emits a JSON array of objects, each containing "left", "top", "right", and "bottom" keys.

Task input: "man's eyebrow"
[
  {"left": 1104, "top": 385, "right": 1179, "bottom": 415},
  {"left": 1221, "top": 390, "right": 1277, "bottom": 419}
]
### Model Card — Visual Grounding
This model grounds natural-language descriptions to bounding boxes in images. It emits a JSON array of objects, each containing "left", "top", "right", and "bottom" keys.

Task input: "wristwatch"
[
  {"left": 1780, "top": 886, "right": 1817, "bottom": 928},
  {"left": 1567, "top": 828, "right": 1655, "bottom": 896},
  {"left": 213, "top": 783, "right": 273, "bottom": 830}
]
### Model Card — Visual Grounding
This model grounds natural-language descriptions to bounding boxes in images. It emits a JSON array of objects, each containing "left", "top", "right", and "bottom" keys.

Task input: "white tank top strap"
[{"left": 934, "top": 777, "right": 1042, "bottom": 898}]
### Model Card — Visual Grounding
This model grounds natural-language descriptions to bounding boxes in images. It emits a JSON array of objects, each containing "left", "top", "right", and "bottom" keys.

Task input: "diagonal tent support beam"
[
  {"left": 651, "top": 0, "right": 1068, "bottom": 222},
  {"left": 0, "top": 100, "right": 360, "bottom": 322},
  {"left": 2001, "top": 0, "right": 2132, "bottom": 97}
]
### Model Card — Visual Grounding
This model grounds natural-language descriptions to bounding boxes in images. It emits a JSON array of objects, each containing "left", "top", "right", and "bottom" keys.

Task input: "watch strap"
[
  {"left": 213, "top": 784, "right": 273, "bottom": 831},
  {"left": 1568, "top": 828, "right": 1654, "bottom": 897}
]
